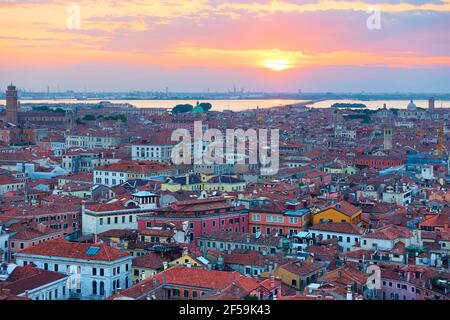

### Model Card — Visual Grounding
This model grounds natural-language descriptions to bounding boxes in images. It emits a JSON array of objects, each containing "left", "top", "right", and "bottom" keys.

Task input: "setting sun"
[{"left": 264, "top": 59, "right": 292, "bottom": 71}]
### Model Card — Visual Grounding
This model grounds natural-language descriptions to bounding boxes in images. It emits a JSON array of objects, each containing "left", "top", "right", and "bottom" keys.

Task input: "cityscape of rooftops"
[{"left": 0, "top": 0, "right": 449, "bottom": 311}]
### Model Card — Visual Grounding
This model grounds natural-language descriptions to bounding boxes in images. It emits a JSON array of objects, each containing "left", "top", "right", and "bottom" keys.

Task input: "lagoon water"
[
  {"left": 19, "top": 99, "right": 309, "bottom": 112},
  {"left": 311, "top": 99, "right": 450, "bottom": 110},
  {"left": 17, "top": 98, "right": 450, "bottom": 111}
]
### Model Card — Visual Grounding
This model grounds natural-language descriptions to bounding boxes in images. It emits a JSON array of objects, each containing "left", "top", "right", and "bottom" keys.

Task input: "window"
[
  {"left": 129, "top": 216, "right": 133, "bottom": 223},
  {"left": 92, "top": 268, "right": 97, "bottom": 276},
  {"left": 100, "top": 218, "right": 103, "bottom": 226},
  {"left": 252, "top": 214, "right": 261, "bottom": 222},
  {"left": 291, "top": 279, "right": 297, "bottom": 287},
  {"left": 289, "top": 217, "right": 298, "bottom": 224},
  {"left": 99, "top": 282, "right": 105, "bottom": 295},
  {"left": 44, "top": 263, "right": 48, "bottom": 270},
  {"left": 54, "top": 264, "right": 58, "bottom": 272},
  {"left": 92, "top": 281, "right": 97, "bottom": 295},
  {"left": 100, "top": 268, "right": 104, "bottom": 276},
  {"left": 184, "top": 290, "right": 189, "bottom": 299}
]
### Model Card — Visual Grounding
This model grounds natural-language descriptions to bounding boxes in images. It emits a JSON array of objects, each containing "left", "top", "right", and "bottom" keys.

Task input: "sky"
[{"left": 1, "top": 0, "right": 450, "bottom": 92}]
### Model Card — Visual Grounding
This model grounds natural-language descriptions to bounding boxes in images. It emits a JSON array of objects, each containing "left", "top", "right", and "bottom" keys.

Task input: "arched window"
[
  {"left": 99, "top": 281, "right": 105, "bottom": 296},
  {"left": 92, "top": 281, "right": 97, "bottom": 295}
]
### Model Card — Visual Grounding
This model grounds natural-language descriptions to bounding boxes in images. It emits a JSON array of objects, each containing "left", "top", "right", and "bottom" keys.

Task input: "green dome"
[{"left": 192, "top": 106, "right": 205, "bottom": 113}]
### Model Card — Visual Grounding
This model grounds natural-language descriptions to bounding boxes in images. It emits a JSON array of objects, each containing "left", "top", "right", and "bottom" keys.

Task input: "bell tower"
[
  {"left": 6, "top": 85, "right": 19, "bottom": 125},
  {"left": 383, "top": 128, "right": 393, "bottom": 150}
]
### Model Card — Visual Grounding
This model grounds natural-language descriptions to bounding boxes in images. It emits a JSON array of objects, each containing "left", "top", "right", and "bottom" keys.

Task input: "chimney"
[
  {"left": 346, "top": 285, "right": 353, "bottom": 301},
  {"left": 217, "top": 255, "right": 224, "bottom": 271}
]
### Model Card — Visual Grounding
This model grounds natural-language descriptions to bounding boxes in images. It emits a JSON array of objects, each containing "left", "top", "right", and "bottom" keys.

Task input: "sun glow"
[{"left": 264, "top": 59, "right": 292, "bottom": 71}]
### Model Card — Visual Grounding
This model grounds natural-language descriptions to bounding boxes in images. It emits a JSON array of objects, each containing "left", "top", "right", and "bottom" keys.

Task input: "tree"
[
  {"left": 172, "top": 104, "right": 194, "bottom": 114},
  {"left": 198, "top": 102, "right": 212, "bottom": 111},
  {"left": 82, "top": 114, "right": 96, "bottom": 121},
  {"left": 119, "top": 114, "right": 127, "bottom": 122}
]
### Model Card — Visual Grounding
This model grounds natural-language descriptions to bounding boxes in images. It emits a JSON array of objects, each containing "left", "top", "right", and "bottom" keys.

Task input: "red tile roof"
[
  {"left": 16, "top": 238, "right": 130, "bottom": 261},
  {"left": 310, "top": 222, "right": 365, "bottom": 235},
  {"left": 363, "top": 225, "right": 413, "bottom": 240},
  {"left": 114, "top": 265, "right": 260, "bottom": 299},
  {"left": 319, "top": 201, "right": 361, "bottom": 217},
  {"left": 1, "top": 264, "right": 67, "bottom": 295},
  {"left": 280, "top": 261, "right": 325, "bottom": 277}
]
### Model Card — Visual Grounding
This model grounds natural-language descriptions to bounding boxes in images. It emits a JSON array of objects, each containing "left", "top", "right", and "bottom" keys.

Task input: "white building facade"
[
  {"left": 132, "top": 144, "right": 173, "bottom": 163},
  {"left": 14, "top": 244, "right": 132, "bottom": 300},
  {"left": 82, "top": 192, "right": 158, "bottom": 236}
]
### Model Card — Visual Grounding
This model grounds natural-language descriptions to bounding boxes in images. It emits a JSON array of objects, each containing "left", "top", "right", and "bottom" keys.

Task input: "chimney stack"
[{"left": 346, "top": 285, "right": 353, "bottom": 301}]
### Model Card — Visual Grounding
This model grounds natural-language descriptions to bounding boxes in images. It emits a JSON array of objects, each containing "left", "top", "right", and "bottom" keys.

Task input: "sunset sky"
[{"left": 1, "top": 0, "right": 450, "bottom": 92}]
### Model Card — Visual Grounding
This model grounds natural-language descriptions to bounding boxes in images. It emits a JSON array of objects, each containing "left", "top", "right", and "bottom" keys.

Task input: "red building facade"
[{"left": 137, "top": 197, "right": 249, "bottom": 242}]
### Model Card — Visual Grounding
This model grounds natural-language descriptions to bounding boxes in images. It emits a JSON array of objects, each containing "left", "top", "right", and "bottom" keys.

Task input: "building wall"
[
  {"left": 0, "top": 231, "right": 9, "bottom": 262},
  {"left": 138, "top": 211, "right": 249, "bottom": 242},
  {"left": 309, "top": 229, "right": 361, "bottom": 252},
  {"left": 66, "top": 135, "right": 123, "bottom": 149},
  {"left": 82, "top": 211, "right": 141, "bottom": 236},
  {"left": 15, "top": 255, "right": 132, "bottom": 300},
  {"left": 0, "top": 181, "right": 25, "bottom": 195},
  {"left": 132, "top": 145, "right": 173, "bottom": 163},
  {"left": 132, "top": 266, "right": 157, "bottom": 284},
  {"left": 93, "top": 170, "right": 129, "bottom": 187},
  {"left": 23, "top": 277, "right": 69, "bottom": 301},
  {"left": 197, "top": 238, "right": 278, "bottom": 255},
  {"left": 9, "top": 232, "right": 64, "bottom": 262},
  {"left": 311, "top": 208, "right": 361, "bottom": 225},
  {"left": 249, "top": 211, "right": 307, "bottom": 236},
  {"left": 271, "top": 267, "right": 325, "bottom": 291}
]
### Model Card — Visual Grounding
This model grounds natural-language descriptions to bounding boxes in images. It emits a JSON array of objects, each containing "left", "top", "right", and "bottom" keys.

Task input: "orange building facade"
[{"left": 249, "top": 208, "right": 310, "bottom": 237}]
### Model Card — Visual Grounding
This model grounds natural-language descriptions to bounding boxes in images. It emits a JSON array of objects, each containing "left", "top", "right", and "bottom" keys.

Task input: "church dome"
[{"left": 407, "top": 100, "right": 417, "bottom": 110}]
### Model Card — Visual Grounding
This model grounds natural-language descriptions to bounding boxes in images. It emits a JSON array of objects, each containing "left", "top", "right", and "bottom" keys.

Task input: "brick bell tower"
[{"left": 6, "top": 84, "right": 19, "bottom": 125}]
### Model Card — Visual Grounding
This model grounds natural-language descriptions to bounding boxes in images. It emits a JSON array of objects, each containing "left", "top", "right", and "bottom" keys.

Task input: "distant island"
[{"left": 331, "top": 103, "right": 367, "bottom": 109}]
